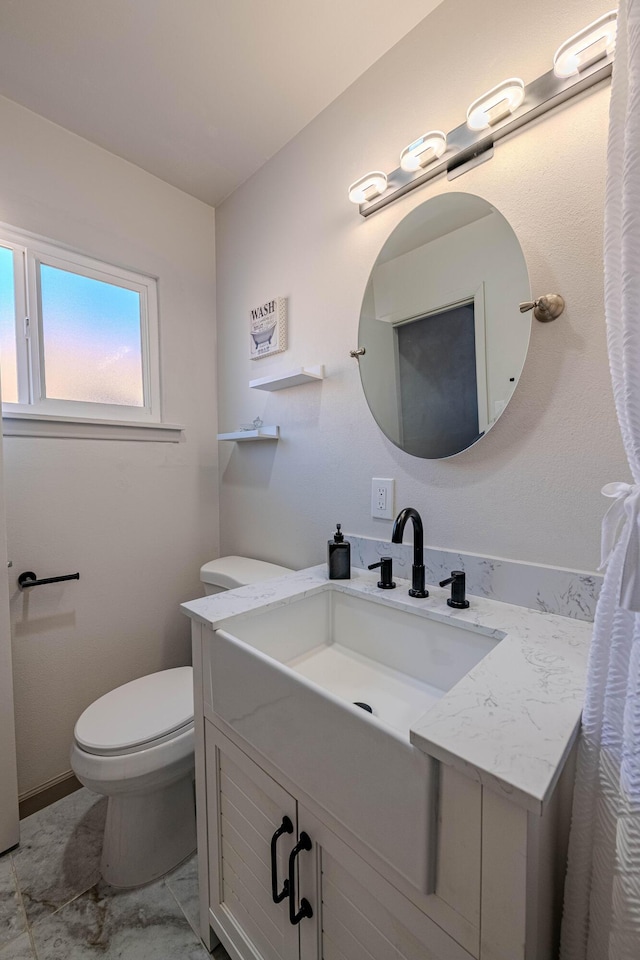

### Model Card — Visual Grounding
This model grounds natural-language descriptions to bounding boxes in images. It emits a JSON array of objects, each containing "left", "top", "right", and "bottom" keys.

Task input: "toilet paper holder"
[{"left": 18, "top": 571, "right": 80, "bottom": 589}]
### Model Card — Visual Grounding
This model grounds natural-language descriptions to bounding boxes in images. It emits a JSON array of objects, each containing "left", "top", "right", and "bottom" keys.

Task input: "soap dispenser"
[{"left": 328, "top": 524, "right": 351, "bottom": 580}]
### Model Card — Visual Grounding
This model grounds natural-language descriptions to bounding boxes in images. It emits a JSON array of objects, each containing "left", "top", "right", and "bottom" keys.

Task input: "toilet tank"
[{"left": 200, "top": 556, "right": 293, "bottom": 595}]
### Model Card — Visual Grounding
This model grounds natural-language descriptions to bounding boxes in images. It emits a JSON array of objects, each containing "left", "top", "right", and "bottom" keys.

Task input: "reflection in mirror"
[{"left": 358, "top": 193, "right": 531, "bottom": 459}]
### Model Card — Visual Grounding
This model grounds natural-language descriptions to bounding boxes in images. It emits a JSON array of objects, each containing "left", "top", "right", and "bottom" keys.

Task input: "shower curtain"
[{"left": 561, "top": 2, "right": 640, "bottom": 957}]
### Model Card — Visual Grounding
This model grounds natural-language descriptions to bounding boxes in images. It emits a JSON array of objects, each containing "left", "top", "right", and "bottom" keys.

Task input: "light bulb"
[
  {"left": 399, "top": 131, "right": 447, "bottom": 172},
  {"left": 553, "top": 11, "right": 617, "bottom": 79},
  {"left": 466, "top": 78, "right": 525, "bottom": 131},
  {"left": 348, "top": 172, "right": 388, "bottom": 204}
]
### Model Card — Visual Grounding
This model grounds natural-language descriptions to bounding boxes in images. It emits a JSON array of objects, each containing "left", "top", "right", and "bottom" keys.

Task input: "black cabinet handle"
[
  {"left": 270, "top": 815, "right": 293, "bottom": 904},
  {"left": 288, "top": 832, "right": 313, "bottom": 925}
]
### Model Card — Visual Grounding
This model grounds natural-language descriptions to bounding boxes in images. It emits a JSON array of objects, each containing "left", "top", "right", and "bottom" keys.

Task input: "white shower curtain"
[{"left": 561, "top": 2, "right": 640, "bottom": 957}]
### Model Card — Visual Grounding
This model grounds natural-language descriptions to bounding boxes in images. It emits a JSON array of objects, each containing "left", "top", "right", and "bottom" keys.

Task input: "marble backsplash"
[{"left": 347, "top": 535, "right": 601, "bottom": 622}]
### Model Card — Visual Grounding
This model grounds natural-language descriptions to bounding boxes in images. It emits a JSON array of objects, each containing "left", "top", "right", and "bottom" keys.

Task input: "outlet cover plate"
[{"left": 371, "top": 478, "right": 394, "bottom": 520}]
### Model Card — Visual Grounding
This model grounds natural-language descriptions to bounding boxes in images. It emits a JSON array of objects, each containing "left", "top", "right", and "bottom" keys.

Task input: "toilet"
[{"left": 70, "top": 556, "right": 292, "bottom": 888}]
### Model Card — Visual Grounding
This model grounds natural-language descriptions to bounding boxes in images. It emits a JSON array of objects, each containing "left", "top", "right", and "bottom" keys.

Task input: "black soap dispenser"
[{"left": 328, "top": 524, "right": 351, "bottom": 580}]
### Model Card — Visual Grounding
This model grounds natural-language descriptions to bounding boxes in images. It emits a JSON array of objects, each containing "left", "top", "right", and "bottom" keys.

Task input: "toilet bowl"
[{"left": 70, "top": 556, "right": 292, "bottom": 888}]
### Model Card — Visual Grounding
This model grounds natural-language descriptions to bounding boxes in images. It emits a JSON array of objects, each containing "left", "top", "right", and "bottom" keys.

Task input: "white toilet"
[{"left": 70, "top": 556, "right": 292, "bottom": 888}]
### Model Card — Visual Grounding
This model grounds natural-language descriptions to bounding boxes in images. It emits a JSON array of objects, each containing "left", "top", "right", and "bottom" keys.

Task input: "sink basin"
[
  {"left": 206, "top": 585, "right": 499, "bottom": 892},
  {"left": 220, "top": 588, "right": 497, "bottom": 735}
]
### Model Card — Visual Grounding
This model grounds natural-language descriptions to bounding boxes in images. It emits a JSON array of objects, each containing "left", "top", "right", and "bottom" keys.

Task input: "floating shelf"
[
  {"left": 249, "top": 365, "right": 325, "bottom": 391},
  {"left": 217, "top": 426, "right": 280, "bottom": 442}
]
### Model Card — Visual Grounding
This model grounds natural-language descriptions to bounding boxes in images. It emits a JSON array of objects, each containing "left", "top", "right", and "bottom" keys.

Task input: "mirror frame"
[{"left": 358, "top": 192, "right": 531, "bottom": 459}]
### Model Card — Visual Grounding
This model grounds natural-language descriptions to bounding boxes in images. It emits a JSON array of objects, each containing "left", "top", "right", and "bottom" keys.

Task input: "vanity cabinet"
[
  {"left": 204, "top": 720, "right": 476, "bottom": 960},
  {"left": 191, "top": 617, "right": 576, "bottom": 960}
]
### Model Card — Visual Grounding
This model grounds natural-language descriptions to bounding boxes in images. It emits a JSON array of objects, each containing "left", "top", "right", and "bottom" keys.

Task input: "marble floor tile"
[
  {"left": 8, "top": 788, "right": 231, "bottom": 960},
  {"left": 166, "top": 856, "right": 232, "bottom": 959},
  {"left": 12, "top": 790, "right": 107, "bottom": 927},
  {"left": 30, "top": 878, "right": 210, "bottom": 960},
  {"left": 0, "top": 856, "right": 26, "bottom": 950},
  {"left": 165, "top": 854, "right": 199, "bottom": 937},
  {"left": 0, "top": 932, "right": 36, "bottom": 960}
]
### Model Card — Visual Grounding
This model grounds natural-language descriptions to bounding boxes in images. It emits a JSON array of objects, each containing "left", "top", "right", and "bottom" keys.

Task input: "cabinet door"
[
  {"left": 296, "top": 805, "right": 476, "bottom": 960},
  {"left": 205, "top": 721, "right": 299, "bottom": 960}
]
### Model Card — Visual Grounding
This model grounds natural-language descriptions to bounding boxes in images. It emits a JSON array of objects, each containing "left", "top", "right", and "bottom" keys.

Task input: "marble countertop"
[{"left": 182, "top": 566, "right": 591, "bottom": 815}]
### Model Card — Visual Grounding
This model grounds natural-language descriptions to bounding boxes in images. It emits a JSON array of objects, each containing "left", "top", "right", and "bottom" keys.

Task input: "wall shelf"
[
  {"left": 217, "top": 426, "right": 279, "bottom": 442},
  {"left": 249, "top": 365, "right": 325, "bottom": 391}
]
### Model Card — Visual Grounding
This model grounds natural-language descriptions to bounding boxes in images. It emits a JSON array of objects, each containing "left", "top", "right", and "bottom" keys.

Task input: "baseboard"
[{"left": 19, "top": 771, "right": 82, "bottom": 820}]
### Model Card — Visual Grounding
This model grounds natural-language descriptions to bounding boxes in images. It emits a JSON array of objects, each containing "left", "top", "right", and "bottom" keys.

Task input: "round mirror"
[{"left": 358, "top": 193, "right": 531, "bottom": 459}]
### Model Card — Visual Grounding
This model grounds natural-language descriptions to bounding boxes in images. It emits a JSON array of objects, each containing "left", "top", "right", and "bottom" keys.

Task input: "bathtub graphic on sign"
[{"left": 249, "top": 297, "right": 287, "bottom": 359}]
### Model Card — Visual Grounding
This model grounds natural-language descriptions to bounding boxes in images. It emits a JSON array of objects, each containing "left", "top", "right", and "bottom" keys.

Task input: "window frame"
[
  {"left": 0, "top": 223, "right": 162, "bottom": 426},
  {"left": 0, "top": 238, "right": 29, "bottom": 406}
]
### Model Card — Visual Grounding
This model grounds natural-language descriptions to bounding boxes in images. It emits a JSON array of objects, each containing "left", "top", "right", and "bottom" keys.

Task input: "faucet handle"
[
  {"left": 368, "top": 556, "right": 396, "bottom": 590},
  {"left": 439, "top": 570, "right": 470, "bottom": 609}
]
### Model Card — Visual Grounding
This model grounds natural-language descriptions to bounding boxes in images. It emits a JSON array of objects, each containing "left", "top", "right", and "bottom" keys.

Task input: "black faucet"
[{"left": 391, "top": 507, "right": 428, "bottom": 598}]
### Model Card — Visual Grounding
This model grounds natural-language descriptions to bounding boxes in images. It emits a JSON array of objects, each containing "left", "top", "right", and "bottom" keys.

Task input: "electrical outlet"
[{"left": 371, "top": 478, "right": 394, "bottom": 520}]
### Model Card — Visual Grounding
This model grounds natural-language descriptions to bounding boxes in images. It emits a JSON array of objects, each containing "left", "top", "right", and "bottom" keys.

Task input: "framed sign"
[{"left": 249, "top": 297, "right": 287, "bottom": 360}]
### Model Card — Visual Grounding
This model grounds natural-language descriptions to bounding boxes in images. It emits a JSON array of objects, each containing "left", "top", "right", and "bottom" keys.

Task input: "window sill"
[{"left": 2, "top": 412, "right": 184, "bottom": 442}]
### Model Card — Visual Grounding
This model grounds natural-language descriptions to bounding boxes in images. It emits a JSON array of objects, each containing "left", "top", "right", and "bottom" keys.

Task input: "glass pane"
[
  {"left": 40, "top": 264, "right": 144, "bottom": 406},
  {"left": 0, "top": 246, "right": 18, "bottom": 403}
]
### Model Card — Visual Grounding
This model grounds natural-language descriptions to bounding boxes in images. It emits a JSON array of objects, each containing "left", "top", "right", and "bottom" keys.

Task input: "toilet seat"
[{"left": 74, "top": 666, "right": 193, "bottom": 757}]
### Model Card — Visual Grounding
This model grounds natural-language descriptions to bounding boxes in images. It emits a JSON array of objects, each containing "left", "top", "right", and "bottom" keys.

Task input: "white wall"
[
  {"left": 215, "top": 0, "right": 629, "bottom": 574},
  {"left": 0, "top": 96, "right": 218, "bottom": 796},
  {"left": 369, "top": 209, "right": 529, "bottom": 431}
]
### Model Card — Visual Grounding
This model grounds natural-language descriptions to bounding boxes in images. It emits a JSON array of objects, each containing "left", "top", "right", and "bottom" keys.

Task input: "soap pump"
[{"left": 328, "top": 524, "right": 351, "bottom": 580}]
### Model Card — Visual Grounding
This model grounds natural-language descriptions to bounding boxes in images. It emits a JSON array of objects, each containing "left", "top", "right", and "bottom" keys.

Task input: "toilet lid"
[
  {"left": 200, "top": 556, "right": 292, "bottom": 588},
  {"left": 74, "top": 667, "right": 194, "bottom": 756}
]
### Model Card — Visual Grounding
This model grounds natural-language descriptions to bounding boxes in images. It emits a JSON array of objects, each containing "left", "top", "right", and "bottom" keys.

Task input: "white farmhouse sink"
[{"left": 206, "top": 586, "right": 499, "bottom": 892}]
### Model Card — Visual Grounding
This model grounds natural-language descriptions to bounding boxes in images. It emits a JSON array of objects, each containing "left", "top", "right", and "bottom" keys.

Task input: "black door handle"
[
  {"left": 270, "top": 815, "right": 293, "bottom": 903},
  {"left": 288, "top": 831, "right": 313, "bottom": 925}
]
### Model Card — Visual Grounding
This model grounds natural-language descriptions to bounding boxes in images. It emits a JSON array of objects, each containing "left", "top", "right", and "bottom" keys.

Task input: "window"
[{"left": 0, "top": 225, "right": 161, "bottom": 426}]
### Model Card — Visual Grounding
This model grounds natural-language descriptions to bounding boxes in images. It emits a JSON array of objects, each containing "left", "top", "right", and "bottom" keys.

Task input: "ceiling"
[{"left": 0, "top": 0, "right": 444, "bottom": 206}]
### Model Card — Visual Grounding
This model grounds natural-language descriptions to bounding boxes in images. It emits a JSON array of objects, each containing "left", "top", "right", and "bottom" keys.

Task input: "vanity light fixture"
[
  {"left": 352, "top": 11, "right": 617, "bottom": 217},
  {"left": 466, "top": 79, "right": 525, "bottom": 131},
  {"left": 399, "top": 131, "right": 447, "bottom": 172},
  {"left": 348, "top": 171, "right": 387, "bottom": 204},
  {"left": 553, "top": 11, "right": 617, "bottom": 79}
]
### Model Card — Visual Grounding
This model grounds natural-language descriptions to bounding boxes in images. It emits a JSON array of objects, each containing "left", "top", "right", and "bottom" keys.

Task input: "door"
[
  {"left": 297, "top": 805, "right": 476, "bottom": 960},
  {"left": 205, "top": 722, "right": 299, "bottom": 960},
  {"left": 0, "top": 411, "right": 19, "bottom": 853}
]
